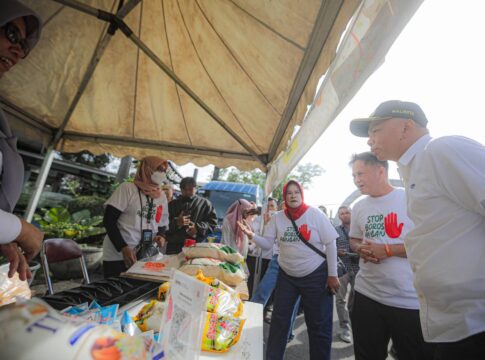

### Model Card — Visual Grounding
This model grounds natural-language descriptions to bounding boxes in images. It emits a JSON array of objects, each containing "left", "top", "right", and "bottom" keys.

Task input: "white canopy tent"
[{"left": 0, "top": 0, "right": 423, "bottom": 219}]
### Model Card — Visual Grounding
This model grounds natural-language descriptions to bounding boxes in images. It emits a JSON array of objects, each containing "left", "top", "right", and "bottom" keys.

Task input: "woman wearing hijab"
[
  {"left": 102, "top": 156, "right": 170, "bottom": 277},
  {"left": 0, "top": 0, "right": 44, "bottom": 281},
  {"left": 221, "top": 199, "right": 258, "bottom": 257},
  {"left": 238, "top": 180, "right": 340, "bottom": 360}
]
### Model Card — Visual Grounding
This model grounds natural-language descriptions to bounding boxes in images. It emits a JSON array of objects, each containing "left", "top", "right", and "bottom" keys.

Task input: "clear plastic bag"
[{"left": 0, "top": 264, "right": 31, "bottom": 307}]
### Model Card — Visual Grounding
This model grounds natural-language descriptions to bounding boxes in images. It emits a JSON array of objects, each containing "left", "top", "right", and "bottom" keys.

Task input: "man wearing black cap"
[
  {"left": 0, "top": 0, "right": 44, "bottom": 281},
  {"left": 350, "top": 100, "right": 485, "bottom": 359}
]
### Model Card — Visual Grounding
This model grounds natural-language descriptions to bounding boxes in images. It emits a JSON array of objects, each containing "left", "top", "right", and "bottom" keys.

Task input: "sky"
[{"left": 177, "top": 0, "right": 485, "bottom": 217}]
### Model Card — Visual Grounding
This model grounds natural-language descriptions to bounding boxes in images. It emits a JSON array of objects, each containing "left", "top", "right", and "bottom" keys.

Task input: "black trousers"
[
  {"left": 103, "top": 260, "right": 127, "bottom": 278},
  {"left": 351, "top": 291, "right": 434, "bottom": 360},
  {"left": 433, "top": 331, "right": 485, "bottom": 360},
  {"left": 246, "top": 255, "right": 270, "bottom": 299}
]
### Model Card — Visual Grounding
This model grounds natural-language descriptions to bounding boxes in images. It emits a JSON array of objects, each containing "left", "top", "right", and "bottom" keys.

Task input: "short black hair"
[
  {"left": 349, "top": 152, "right": 388, "bottom": 170},
  {"left": 180, "top": 177, "right": 197, "bottom": 189},
  {"left": 267, "top": 197, "right": 278, "bottom": 205}
]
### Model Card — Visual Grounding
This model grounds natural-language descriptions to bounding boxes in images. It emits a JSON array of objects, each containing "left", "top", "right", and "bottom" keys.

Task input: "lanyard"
[{"left": 138, "top": 189, "right": 154, "bottom": 229}]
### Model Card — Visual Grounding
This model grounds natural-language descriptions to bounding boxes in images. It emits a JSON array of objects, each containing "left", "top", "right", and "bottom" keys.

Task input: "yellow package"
[
  {"left": 195, "top": 270, "right": 243, "bottom": 318},
  {"left": 133, "top": 300, "right": 165, "bottom": 332},
  {"left": 201, "top": 312, "right": 245, "bottom": 353},
  {"left": 157, "top": 282, "right": 170, "bottom": 301}
]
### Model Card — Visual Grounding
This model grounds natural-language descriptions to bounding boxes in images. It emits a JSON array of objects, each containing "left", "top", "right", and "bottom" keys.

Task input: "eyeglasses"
[{"left": 2, "top": 22, "right": 30, "bottom": 58}]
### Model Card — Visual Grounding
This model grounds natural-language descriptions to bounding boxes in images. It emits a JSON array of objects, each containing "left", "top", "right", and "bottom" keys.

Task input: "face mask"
[
  {"left": 268, "top": 210, "right": 276, "bottom": 216},
  {"left": 151, "top": 171, "right": 166, "bottom": 185}
]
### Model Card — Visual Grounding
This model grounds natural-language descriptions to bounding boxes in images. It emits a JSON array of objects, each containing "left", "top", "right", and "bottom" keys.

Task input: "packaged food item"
[
  {"left": 195, "top": 270, "right": 243, "bottom": 318},
  {"left": 179, "top": 258, "right": 246, "bottom": 286},
  {"left": 0, "top": 264, "right": 31, "bottom": 306},
  {"left": 201, "top": 312, "right": 245, "bottom": 353},
  {"left": 182, "top": 243, "right": 244, "bottom": 264},
  {"left": 157, "top": 282, "right": 170, "bottom": 301},
  {"left": 206, "top": 286, "right": 243, "bottom": 318},
  {"left": 0, "top": 298, "right": 153, "bottom": 360},
  {"left": 133, "top": 300, "right": 166, "bottom": 332},
  {"left": 121, "top": 311, "right": 142, "bottom": 336}
]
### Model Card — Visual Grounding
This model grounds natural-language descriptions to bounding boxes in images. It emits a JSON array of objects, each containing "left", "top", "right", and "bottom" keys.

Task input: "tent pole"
[
  {"left": 252, "top": 174, "right": 269, "bottom": 293},
  {"left": 24, "top": 147, "right": 55, "bottom": 222},
  {"left": 50, "top": 0, "right": 140, "bottom": 148}
]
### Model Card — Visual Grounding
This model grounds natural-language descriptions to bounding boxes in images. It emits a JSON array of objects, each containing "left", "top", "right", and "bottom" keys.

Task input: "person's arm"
[
  {"left": 349, "top": 237, "right": 362, "bottom": 253},
  {"left": 362, "top": 240, "right": 407, "bottom": 259},
  {"left": 103, "top": 205, "right": 127, "bottom": 252},
  {"left": 325, "top": 236, "right": 338, "bottom": 277},
  {"left": 0, "top": 211, "right": 43, "bottom": 280},
  {"left": 237, "top": 219, "right": 275, "bottom": 250},
  {"left": 0, "top": 210, "right": 21, "bottom": 244},
  {"left": 194, "top": 200, "right": 218, "bottom": 238}
]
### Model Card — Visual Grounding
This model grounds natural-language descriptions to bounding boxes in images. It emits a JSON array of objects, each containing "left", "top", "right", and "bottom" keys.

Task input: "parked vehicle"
[{"left": 198, "top": 181, "right": 264, "bottom": 243}]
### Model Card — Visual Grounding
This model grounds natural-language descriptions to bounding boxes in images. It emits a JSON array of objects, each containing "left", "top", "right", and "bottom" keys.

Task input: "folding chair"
[{"left": 40, "top": 238, "right": 90, "bottom": 295}]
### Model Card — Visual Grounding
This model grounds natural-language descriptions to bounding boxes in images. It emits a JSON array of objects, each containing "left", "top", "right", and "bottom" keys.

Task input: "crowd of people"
[{"left": 1, "top": 1, "right": 484, "bottom": 360}]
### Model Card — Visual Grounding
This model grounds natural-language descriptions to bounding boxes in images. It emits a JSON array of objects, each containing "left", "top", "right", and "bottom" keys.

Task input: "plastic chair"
[{"left": 40, "top": 238, "right": 90, "bottom": 295}]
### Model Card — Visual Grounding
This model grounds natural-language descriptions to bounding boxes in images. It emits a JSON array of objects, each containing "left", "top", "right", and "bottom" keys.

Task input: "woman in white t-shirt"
[
  {"left": 102, "top": 156, "right": 169, "bottom": 277},
  {"left": 238, "top": 180, "right": 340, "bottom": 360},
  {"left": 220, "top": 199, "right": 258, "bottom": 258}
]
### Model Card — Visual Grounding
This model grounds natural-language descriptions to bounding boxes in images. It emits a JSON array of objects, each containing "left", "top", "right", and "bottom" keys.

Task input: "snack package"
[
  {"left": 195, "top": 270, "right": 243, "bottom": 318},
  {"left": 157, "top": 282, "right": 170, "bottom": 301},
  {"left": 182, "top": 243, "right": 244, "bottom": 264},
  {"left": 0, "top": 264, "right": 31, "bottom": 306},
  {"left": 0, "top": 298, "right": 153, "bottom": 360},
  {"left": 206, "top": 286, "right": 243, "bottom": 318},
  {"left": 133, "top": 300, "right": 166, "bottom": 332},
  {"left": 179, "top": 258, "right": 246, "bottom": 286},
  {"left": 201, "top": 312, "right": 245, "bottom": 353},
  {"left": 121, "top": 311, "right": 142, "bottom": 336}
]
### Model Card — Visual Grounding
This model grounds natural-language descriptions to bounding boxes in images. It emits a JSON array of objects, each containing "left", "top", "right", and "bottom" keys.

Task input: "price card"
[{"left": 159, "top": 270, "right": 209, "bottom": 360}]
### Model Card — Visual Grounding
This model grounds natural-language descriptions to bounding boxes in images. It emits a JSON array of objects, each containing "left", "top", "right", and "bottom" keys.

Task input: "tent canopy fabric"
[{"left": 0, "top": 0, "right": 359, "bottom": 171}]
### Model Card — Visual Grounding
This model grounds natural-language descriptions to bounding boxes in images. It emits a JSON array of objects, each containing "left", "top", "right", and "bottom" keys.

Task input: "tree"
[
  {"left": 271, "top": 163, "right": 324, "bottom": 201},
  {"left": 215, "top": 163, "right": 324, "bottom": 202}
]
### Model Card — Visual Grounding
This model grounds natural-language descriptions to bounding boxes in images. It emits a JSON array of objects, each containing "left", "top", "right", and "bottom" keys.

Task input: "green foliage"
[
  {"left": 271, "top": 163, "right": 324, "bottom": 201},
  {"left": 67, "top": 195, "right": 106, "bottom": 217},
  {"left": 34, "top": 207, "right": 105, "bottom": 241},
  {"left": 61, "top": 150, "right": 112, "bottom": 168},
  {"left": 217, "top": 167, "right": 266, "bottom": 189},
  {"left": 216, "top": 163, "right": 324, "bottom": 202}
]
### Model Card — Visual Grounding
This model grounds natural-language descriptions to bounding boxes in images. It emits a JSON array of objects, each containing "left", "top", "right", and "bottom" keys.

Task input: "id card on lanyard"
[{"left": 139, "top": 190, "right": 154, "bottom": 244}]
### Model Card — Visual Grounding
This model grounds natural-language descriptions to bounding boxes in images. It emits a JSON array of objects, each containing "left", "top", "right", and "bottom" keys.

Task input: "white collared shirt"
[{"left": 398, "top": 134, "right": 485, "bottom": 342}]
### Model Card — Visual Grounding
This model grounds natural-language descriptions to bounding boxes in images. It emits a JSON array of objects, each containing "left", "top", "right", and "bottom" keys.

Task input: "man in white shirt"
[
  {"left": 350, "top": 100, "right": 485, "bottom": 359},
  {"left": 0, "top": 0, "right": 44, "bottom": 281},
  {"left": 348, "top": 152, "right": 431, "bottom": 360}
]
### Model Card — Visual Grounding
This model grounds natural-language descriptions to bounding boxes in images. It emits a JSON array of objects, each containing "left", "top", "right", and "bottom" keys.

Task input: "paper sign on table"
[{"left": 159, "top": 270, "right": 209, "bottom": 360}]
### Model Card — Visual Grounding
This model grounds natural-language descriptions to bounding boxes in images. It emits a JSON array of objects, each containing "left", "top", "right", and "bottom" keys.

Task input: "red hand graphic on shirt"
[
  {"left": 384, "top": 212, "right": 403, "bottom": 238},
  {"left": 155, "top": 205, "right": 163, "bottom": 223},
  {"left": 298, "top": 224, "right": 311, "bottom": 241}
]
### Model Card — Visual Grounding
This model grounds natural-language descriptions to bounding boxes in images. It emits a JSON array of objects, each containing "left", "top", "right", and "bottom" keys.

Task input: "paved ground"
[{"left": 264, "top": 306, "right": 356, "bottom": 360}]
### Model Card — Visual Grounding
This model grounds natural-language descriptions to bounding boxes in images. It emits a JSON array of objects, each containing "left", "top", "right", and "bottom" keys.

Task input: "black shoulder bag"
[{"left": 288, "top": 214, "right": 347, "bottom": 278}]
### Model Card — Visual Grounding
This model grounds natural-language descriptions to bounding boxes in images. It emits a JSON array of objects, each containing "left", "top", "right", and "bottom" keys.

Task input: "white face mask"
[{"left": 151, "top": 171, "right": 166, "bottom": 185}]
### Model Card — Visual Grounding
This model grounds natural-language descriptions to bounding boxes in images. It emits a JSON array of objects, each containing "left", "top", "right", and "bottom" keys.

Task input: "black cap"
[{"left": 350, "top": 100, "right": 428, "bottom": 137}]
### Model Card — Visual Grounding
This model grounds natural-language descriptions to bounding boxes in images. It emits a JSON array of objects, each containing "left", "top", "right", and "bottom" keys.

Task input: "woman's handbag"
[{"left": 288, "top": 215, "right": 347, "bottom": 278}]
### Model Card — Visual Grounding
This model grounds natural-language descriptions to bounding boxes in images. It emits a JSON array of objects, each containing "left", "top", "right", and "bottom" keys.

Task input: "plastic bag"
[
  {"left": 133, "top": 300, "right": 166, "bottom": 332},
  {"left": 201, "top": 312, "right": 245, "bottom": 353},
  {"left": 179, "top": 258, "right": 246, "bottom": 286},
  {"left": 0, "top": 298, "right": 153, "bottom": 360},
  {"left": 0, "top": 264, "right": 31, "bottom": 307},
  {"left": 182, "top": 243, "right": 244, "bottom": 264}
]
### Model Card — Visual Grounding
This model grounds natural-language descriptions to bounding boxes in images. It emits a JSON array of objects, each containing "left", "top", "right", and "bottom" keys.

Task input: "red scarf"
[{"left": 283, "top": 180, "right": 309, "bottom": 221}]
